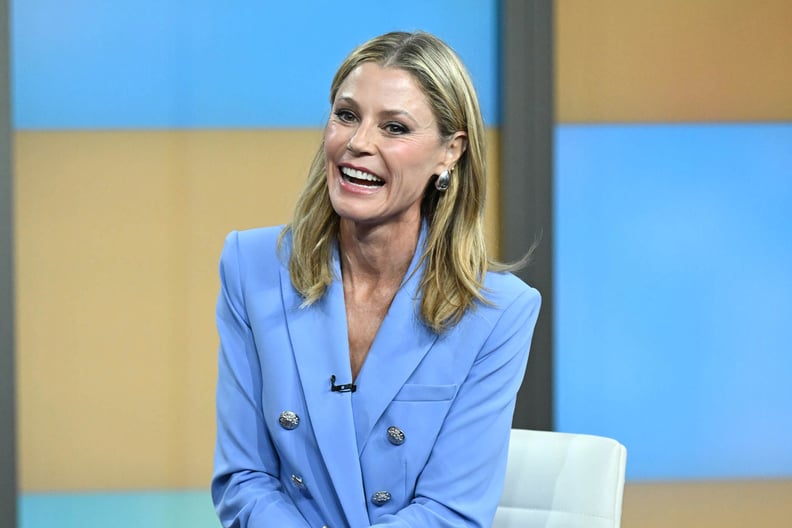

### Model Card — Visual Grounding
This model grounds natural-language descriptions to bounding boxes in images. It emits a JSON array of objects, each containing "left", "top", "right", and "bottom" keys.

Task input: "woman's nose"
[{"left": 346, "top": 123, "right": 376, "bottom": 154}]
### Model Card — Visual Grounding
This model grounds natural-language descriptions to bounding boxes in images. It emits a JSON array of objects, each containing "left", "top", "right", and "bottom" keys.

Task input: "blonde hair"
[{"left": 283, "top": 31, "right": 501, "bottom": 332}]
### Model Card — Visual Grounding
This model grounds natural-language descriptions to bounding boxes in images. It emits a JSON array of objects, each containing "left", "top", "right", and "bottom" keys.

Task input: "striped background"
[{"left": 12, "top": 0, "right": 792, "bottom": 526}]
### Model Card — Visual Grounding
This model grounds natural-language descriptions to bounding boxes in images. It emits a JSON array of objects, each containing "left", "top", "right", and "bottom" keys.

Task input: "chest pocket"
[{"left": 389, "top": 384, "right": 459, "bottom": 438}]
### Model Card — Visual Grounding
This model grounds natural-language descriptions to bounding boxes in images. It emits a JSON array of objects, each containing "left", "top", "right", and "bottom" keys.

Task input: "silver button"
[
  {"left": 371, "top": 490, "right": 391, "bottom": 506},
  {"left": 279, "top": 411, "right": 300, "bottom": 430},
  {"left": 290, "top": 474, "right": 305, "bottom": 489},
  {"left": 386, "top": 426, "right": 405, "bottom": 445}
]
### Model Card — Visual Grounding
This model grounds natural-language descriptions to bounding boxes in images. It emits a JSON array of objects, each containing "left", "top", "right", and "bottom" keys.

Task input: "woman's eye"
[
  {"left": 385, "top": 122, "right": 408, "bottom": 135},
  {"left": 334, "top": 109, "right": 357, "bottom": 123}
]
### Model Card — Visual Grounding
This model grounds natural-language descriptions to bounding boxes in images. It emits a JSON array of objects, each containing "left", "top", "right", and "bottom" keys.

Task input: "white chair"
[{"left": 493, "top": 429, "right": 627, "bottom": 528}]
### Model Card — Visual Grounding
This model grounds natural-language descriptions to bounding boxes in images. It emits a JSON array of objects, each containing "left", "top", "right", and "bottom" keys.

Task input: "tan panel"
[
  {"left": 623, "top": 480, "right": 792, "bottom": 527},
  {"left": 14, "top": 130, "right": 319, "bottom": 490},
  {"left": 556, "top": 0, "right": 792, "bottom": 122},
  {"left": 15, "top": 129, "right": 502, "bottom": 490},
  {"left": 484, "top": 129, "right": 501, "bottom": 258}
]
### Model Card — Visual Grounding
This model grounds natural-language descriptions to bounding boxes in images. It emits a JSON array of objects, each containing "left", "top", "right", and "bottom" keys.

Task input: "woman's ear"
[{"left": 443, "top": 131, "right": 468, "bottom": 169}]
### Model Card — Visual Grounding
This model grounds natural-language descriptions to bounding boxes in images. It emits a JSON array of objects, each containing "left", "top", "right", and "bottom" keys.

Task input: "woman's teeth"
[{"left": 341, "top": 166, "right": 384, "bottom": 186}]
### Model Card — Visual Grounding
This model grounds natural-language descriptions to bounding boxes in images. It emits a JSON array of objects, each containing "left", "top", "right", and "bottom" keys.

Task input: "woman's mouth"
[{"left": 340, "top": 166, "right": 385, "bottom": 187}]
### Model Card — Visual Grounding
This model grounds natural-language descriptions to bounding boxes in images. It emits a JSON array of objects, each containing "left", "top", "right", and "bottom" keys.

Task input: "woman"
[{"left": 212, "top": 31, "right": 540, "bottom": 528}]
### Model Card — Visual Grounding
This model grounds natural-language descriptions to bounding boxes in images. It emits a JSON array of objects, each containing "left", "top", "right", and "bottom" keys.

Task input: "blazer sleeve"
[
  {"left": 369, "top": 286, "right": 541, "bottom": 528},
  {"left": 211, "top": 232, "right": 312, "bottom": 528}
]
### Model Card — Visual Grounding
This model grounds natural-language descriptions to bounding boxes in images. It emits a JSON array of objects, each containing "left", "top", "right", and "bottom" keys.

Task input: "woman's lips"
[{"left": 340, "top": 166, "right": 385, "bottom": 187}]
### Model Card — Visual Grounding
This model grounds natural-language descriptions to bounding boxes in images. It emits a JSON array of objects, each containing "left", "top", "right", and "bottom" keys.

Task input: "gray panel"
[
  {"left": 0, "top": 0, "right": 17, "bottom": 524},
  {"left": 500, "top": 0, "right": 554, "bottom": 430}
]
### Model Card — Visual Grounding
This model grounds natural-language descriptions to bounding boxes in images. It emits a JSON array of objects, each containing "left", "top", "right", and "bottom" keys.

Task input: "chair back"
[{"left": 493, "top": 429, "right": 627, "bottom": 528}]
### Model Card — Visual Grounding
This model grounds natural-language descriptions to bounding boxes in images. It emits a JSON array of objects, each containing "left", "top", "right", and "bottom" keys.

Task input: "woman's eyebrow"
[{"left": 379, "top": 109, "right": 418, "bottom": 123}]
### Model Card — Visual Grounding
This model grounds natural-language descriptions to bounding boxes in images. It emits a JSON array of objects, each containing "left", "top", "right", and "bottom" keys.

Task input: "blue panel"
[
  {"left": 554, "top": 124, "right": 792, "bottom": 480},
  {"left": 12, "top": 0, "right": 498, "bottom": 129},
  {"left": 20, "top": 490, "right": 217, "bottom": 528}
]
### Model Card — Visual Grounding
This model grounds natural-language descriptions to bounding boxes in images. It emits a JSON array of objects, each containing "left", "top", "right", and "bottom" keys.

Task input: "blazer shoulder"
[
  {"left": 223, "top": 224, "right": 287, "bottom": 260},
  {"left": 234, "top": 224, "right": 287, "bottom": 252},
  {"left": 482, "top": 270, "right": 541, "bottom": 309},
  {"left": 220, "top": 225, "right": 289, "bottom": 284}
]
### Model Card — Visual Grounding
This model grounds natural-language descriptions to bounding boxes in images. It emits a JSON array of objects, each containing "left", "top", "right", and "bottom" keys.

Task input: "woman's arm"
[{"left": 212, "top": 232, "right": 312, "bottom": 528}]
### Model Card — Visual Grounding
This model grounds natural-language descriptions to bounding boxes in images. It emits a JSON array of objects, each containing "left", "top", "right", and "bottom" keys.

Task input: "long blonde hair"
[{"left": 283, "top": 31, "right": 497, "bottom": 332}]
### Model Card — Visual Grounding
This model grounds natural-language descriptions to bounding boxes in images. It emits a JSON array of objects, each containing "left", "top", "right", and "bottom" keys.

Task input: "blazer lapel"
[
  {"left": 280, "top": 255, "right": 370, "bottom": 528},
  {"left": 351, "top": 226, "right": 440, "bottom": 452}
]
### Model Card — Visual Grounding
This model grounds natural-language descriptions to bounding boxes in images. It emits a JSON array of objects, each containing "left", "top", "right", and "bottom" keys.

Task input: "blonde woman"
[{"left": 212, "top": 31, "right": 540, "bottom": 528}]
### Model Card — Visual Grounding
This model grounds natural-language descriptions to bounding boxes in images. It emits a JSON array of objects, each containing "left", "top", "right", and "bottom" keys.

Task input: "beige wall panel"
[
  {"left": 15, "top": 130, "right": 320, "bottom": 491},
  {"left": 623, "top": 480, "right": 792, "bottom": 527},
  {"left": 15, "top": 129, "right": 501, "bottom": 491},
  {"left": 484, "top": 129, "right": 500, "bottom": 258},
  {"left": 557, "top": 0, "right": 792, "bottom": 122}
]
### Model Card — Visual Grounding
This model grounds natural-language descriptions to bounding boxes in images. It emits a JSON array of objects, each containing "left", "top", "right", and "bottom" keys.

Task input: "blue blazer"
[{"left": 212, "top": 226, "right": 541, "bottom": 528}]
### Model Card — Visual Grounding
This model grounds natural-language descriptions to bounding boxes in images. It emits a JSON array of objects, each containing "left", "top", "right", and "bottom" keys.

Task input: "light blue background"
[
  {"left": 554, "top": 124, "right": 792, "bottom": 480},
  {"left": 12, "top": 0, "right": 498, "bottom": 129}
]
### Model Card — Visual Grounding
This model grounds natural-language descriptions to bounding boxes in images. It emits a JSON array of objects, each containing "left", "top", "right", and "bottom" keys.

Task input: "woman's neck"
[{"left": 338, "top": 218, "right": 421, "bottom": 290}]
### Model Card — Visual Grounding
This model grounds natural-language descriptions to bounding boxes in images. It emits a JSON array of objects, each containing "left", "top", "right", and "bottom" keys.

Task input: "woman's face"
[{"left": 324, "top": 62, "right": 461, "bottom": 231}]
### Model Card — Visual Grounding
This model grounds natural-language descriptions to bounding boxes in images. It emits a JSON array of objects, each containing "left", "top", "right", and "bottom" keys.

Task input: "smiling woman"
[
  {"left": 286, "top": 32, "right": 491, "bottom": 333},
  {"left": 211, "top": 31, "right": 541, "bottom": 528}
]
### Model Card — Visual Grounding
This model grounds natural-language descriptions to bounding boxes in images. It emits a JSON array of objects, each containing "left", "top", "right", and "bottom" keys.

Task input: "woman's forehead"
[{"left": 335, "top": 64, "right": 434, "bottom": 120}]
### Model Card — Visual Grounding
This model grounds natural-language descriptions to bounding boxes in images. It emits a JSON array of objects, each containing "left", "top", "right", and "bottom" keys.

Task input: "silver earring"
[{"left": 435, "top": 170, "right": 450, "bottom": 191}]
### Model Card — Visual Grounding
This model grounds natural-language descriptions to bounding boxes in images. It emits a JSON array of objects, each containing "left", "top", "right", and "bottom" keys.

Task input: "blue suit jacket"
[{"left": 212, "top": 226, "right": 541, "bottom": 528}]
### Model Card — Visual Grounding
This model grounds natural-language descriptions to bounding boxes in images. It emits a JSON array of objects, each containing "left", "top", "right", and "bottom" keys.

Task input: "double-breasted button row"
[
  {"left": 279, "top": 410, "right": 300, "bottom": 430},
  {"left": 280, "top": 413, "right": 307, "bottom": 496},
  {"left": 372, "top": 426, "right": 402, "bottom": 507},
  {"left": 282, "top": 415, "right": 397, "bottom": 510}
]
